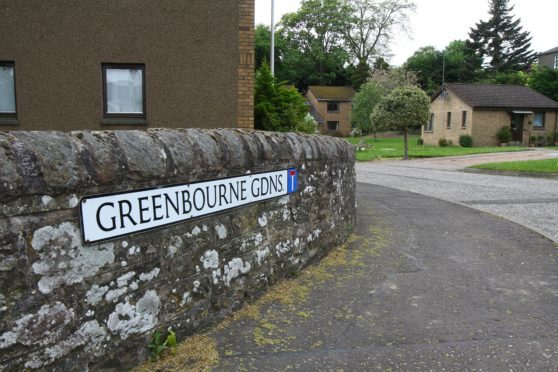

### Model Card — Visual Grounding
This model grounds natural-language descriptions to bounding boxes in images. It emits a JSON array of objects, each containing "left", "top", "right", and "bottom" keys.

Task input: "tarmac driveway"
[{"left": 356, "top": 150, "right": 558, "bottom": 242}]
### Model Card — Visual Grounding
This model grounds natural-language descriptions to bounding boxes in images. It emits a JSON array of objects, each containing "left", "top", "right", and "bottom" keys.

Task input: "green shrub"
[
  {"left": 438, "top": 138, "right": 448, "bottom": 147},
  {"left": 417, "top": 138, "right": 424, "bottom": 145},
  {"left": 295, "top": 114, "right": 318, "bottom": 134},
  {"left": 447, "top": 139, "right": 453, "bottom": 146},
  {"left": 459, "top": 135, "right": 473, "bottom": 147},
  {"left": 536, "top": 135, "right": 546, "bottom": 146},
  {"left": 530, "top": 135, "right": 537, "bottom": 145},
  {"left": 496, "top": 126, "right": 512, "bottom": 143}
]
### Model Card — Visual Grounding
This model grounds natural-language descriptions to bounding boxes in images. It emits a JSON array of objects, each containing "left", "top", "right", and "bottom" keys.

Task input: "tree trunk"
[{"left": 403, "top": 127, "right": 408, "bottom": 160}]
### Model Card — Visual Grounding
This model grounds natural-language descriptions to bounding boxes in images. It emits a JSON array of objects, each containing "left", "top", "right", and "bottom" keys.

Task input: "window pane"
[
  {"left": 0, "top": 65, "right": 16, "bottom": 113},
  {"left": 106, "top": 68, "right": 143, "bottom": 114},
  {"left": 327, "top": 121, "right": 339, "bottom": 131},
  {"left": 533, "top": 112, "right": 544, "bottom": 127}
]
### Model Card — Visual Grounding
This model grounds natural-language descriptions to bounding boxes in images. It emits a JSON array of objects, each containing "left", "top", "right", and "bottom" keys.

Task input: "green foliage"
[
  {"left": 352, "top": 68, "right": 418, "bottom": 134},
  {"left": 467, "top": 0, "right": 536, "bottom": 72},
  {"left": 417, "top": 137, "right": 424, "bottom": 145},
  {"left": 370, "top": 86, "right": 430, "bottom": 159},
  {"left": 254, "top": 63, "right": 311, "bottom": 133},
  {"left": 404, "top": 40, "right": 481, "bottom": 94},
  {"left": 279, "top": 0, "right": 352, "bottom": 89},
  {"left": 370, "top": 86, "right": 430, "bottom": 132},
  {"left": 149, "top": 329, "right": 177, "bottom": 361},
  {"left": 496, "top": 126, "right": 512, "bottom": 143},
  {"left": 527, "top": 66, "right": 558, "bottom": 102},
  {"left": 459, "top": 135, "right": 473, "bottom": 147},
  {"left": 438, "top": 138, "right": 449, "bottom": 147},
  {"left": 351, "top": 83, "right": 385, "bottom": 134},
  {"left": 255, "top": 25, "right": 286, "bottom": 71},
  {"left": 296, "top": 114, "right": 319, "bottom": 134}
]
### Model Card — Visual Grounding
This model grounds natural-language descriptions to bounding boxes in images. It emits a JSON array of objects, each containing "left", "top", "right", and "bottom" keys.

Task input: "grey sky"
[{"left": 255, "top": 0, "right": 557, "bottom": 66}]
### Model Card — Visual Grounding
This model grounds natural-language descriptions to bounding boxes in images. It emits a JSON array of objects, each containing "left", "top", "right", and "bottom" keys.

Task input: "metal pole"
[{"left": 270, "top": 0, "right": 275, "bottom": 76}]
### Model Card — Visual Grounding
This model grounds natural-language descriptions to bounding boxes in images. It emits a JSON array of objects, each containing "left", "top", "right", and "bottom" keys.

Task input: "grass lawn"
[
  {"left": 345, "top": 135, "right": 528, "bottom": 161},
  {"left": 470, "top": 158, "right": 558, "bottom": 174}
]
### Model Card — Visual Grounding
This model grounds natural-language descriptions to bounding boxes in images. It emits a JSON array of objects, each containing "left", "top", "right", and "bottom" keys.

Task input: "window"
[
  {"left": 327, "top": 102, "right": 339, "bottom": 112},
  {"left": 0, "top": 62, "right": 16, "bottom": 119},
  {"left": 462, "top": 111, "right": 467, "bottom": 129},
  {"left": 102, "top": 64, "right": 145, "bottom": 119},
  {"left": 426, "top": 113, "right": 434, "bottom": 131},
  {"left": 533, "top": 112, "right": 545, "bottom": 128},
  {"left": 446, "top": 112, "right": 452, "bottom": 129},
  {"left": 327, "top": 121, "right": 339, "bottom": 131},
  {"left": 554, "top": 55, "right": 558, "bottom": 69}
]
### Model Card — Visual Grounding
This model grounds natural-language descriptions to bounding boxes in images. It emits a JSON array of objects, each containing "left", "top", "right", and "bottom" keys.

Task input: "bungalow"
[
  {"left": 423, "top": 83, "right": 558, "bottom": 147},
  {"left": 306, "top": 86, "right": 355, "bottom": 136}
]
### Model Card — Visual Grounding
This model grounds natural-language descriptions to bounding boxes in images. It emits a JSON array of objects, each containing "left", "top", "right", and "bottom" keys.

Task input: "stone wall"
[{"left": 0, "top": 129, "right": 356, "bottom": 370}]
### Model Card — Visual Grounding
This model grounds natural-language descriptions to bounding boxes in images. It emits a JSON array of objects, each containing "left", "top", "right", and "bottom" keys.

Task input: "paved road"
[
  {"left": 357, "top": 150, "right": 558, "bottom": 242},
  {"left": 193, "top": 184, "right": 558, "bottom": 370}
]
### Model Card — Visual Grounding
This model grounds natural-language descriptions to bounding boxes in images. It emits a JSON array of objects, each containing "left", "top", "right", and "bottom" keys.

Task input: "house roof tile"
[
  {"left": 308, "top": 86, "right": 356, "bottom": 101},
  {"left": 433, "top": 83, "right": 558, "bottom": 110}
]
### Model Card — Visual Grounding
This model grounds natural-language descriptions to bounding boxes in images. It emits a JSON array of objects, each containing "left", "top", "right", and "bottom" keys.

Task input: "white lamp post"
[{"left": 270, "top": 0, "right": 275, "bottom": 76}]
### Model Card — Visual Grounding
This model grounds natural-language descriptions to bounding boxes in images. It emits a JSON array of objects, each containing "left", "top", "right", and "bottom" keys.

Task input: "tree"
[
  {"left": 352, "top": 68, "right": 417, "bottom": 135},
  {"left": 343, "top": 0, "right": 415, "bottom": 66},
  {"left": 404, "top": 40, "right": 481, "bottom": 95},
  {"left": 279, "top": 0, "right": 352, "bottom": 89},
  {"left": 370, "top": 86, "right": 430, "bottom": 159},
  {"left": 467, "top": 0, "right": 536, "bottom": 72},
  {"left": 255, "top": 24, "right": 286, "bottom": 72},
  {"left": 254, "top": 63, "right": 314, "bottom": 133},
  {"left": 527, "top": 66, "right": 558, "bottom": 102}
]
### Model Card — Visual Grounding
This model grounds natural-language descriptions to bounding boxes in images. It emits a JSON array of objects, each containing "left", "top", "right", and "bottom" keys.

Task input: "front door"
[{"left": 510, "top": 114, "right": 524, "bottom": 144}]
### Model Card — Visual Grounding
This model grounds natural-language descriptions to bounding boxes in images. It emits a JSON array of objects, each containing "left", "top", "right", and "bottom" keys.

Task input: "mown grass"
[
  {"left": 471, "top": 158, "right": 558, "bottom": 174},
  {"left": 345, "top": 135, "right": 528, "bottom": 161}
]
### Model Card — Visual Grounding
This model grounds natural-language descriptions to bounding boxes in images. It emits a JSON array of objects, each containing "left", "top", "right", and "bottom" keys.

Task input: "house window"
[
  {"left": 533, "top": 112, "right": 545, "bottom": 128},
  {"left": 462, "top": 111, "right": 467, "bottom": 129},
  {"left": 102, "top": 64, "right": 145, "bottom": 118},
  {"left": 0, "top": 62, "right": 16, "bottom": 118},
  {"left": 554, "top": 55, "right": 558, "bottom": 69},
  {"left": 327, "top": 102, "right": 339, "bottom": 112},
  {"left": 446, "top": 112, "right": 452, "bottom": 129},
  {"left": 327, "top": 121, "right": 339, "bottom": 131},
  {"left": 426, "top": 113, "right": 434, "bottom": 131}
]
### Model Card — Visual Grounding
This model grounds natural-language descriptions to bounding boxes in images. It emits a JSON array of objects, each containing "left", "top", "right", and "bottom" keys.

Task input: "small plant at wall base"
[
  {"left": 459, "top": 135, "right": 473, "bottom": 147},
  {"left": 438, "top": 138, "right": 449, "bottom": 147},
  {"left": 496, "top": 126, "right": 512, "bottom": 145},
  {"left": 417, "top": 138, "right": 424, "bottom": 145},
  {"left": 548, "top": 131, "right": 558, "bottom": 146},
  {"left": 149, "top": 328, "right": 177, "bottom": 361}
]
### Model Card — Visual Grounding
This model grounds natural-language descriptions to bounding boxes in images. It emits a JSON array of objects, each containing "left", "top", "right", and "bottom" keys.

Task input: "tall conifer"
[{"left": 467, "top": 0, "right": 536, "bottom": 72}]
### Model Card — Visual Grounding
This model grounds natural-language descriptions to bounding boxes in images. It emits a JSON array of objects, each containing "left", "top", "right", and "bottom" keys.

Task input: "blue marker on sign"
[{"left": 287, "top": 168, "right": 298, "bottom": 194}]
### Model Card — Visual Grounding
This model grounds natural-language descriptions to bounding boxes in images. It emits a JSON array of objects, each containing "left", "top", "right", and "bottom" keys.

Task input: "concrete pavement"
[
  {"left": 160, "top": 184, "right": 558, "bottom": 371},
  {"left": 357, "top": 151, "right": 558, "bottom": 242}
]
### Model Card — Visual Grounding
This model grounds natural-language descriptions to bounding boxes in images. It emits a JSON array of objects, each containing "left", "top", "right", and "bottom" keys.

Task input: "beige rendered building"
[
  {"left": 306, "top": 86, "right": 355, "bottom": 136},
  {"left": 423, "top": 83, "right": 558, "bottom": 147},
  {"left": 0, "top": 0, "right": 254, "bottom": 131}
]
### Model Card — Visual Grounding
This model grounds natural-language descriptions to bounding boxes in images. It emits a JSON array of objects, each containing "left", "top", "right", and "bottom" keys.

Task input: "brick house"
[
  {"left": 423, "top": 83, "right": 558, "bottom": 146},
  {"left": 0, "top": 0, "right": 254, "bottom": 131},
  {"left": 538, "top": 46, "right": 558, "bottom": 69},
  {"left": 306, "top": 86, "right": 355, "bottom": 136}
]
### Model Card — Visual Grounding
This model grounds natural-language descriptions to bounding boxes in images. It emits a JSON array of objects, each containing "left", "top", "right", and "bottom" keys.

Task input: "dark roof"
[
  {"left": 539, "top": 46, "right": 558, "bottom": 55},
  {"left": 307, "top": 86, "right": 355, "bottom": 101},
  {"left": 433, "top": 83, "right": 558, "bottom": 110},
  {"left": 307, "top": 103, "right": 324, "bottom": 123}
]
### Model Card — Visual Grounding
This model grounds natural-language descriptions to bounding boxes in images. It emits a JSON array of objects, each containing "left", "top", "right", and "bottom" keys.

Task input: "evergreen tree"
[{"left": 468, "top": 0, "right": 536, "bottom": 72}]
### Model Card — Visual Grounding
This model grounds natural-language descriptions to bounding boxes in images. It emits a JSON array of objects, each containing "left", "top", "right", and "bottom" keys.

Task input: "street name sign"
[{"left": 80, "top": 168, "right": 298, "bottom": 244}]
